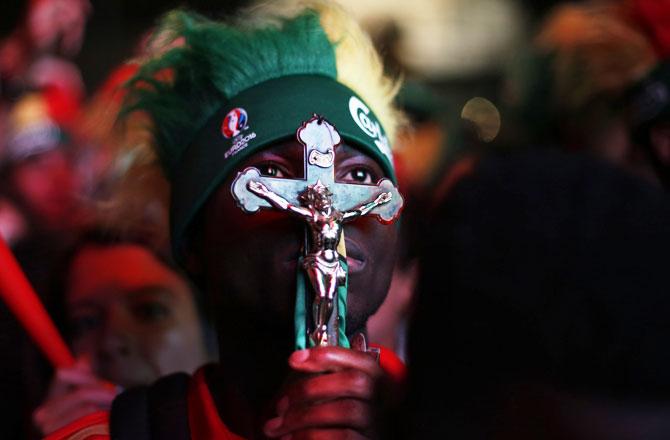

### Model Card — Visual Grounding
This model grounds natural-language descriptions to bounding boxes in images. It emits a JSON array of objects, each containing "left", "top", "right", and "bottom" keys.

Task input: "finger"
[
  {"left": 47, "top": 360, "right": 112, "bottom": 398},
  {"left": 349, "top": 333, "right": 367, "bottom": 352},
  {"left": 286, "top": 428, "right": 369, "bottom": 440},
  {"left": 289, "top": 348, "right": 381, "bottom": 378},
  {"left": 49, "top": 356, "right": 117, "bottom": 395},
  {"left": 48, "top": 367, "right": 100, "bottom": 398},
  {"left": 54, "top": 367, "right": 100, "bottom": 386},
  {"left": 36, "top": 386, "right": 116, "bottom": 424},
  {"left": 280, "top": 370, "right": 374, "bottom": 409},
  {"left": 264, "top": 398, "right": 371, "bottom": 437}
]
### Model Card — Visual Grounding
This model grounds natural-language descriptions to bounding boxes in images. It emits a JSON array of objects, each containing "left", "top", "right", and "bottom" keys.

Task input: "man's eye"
[
  {"left": 258, "top": 164, "right": 286, "bottom": 178},
  {"left": 343, "top": 168, "right": 375, "bottom": 184}
]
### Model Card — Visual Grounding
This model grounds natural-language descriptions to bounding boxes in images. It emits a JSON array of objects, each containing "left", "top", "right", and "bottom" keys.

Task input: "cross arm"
[
  {"left": 334, "top": 178, "right": 404, "bottom": 224},
  {"left": 342, "top": 191, "right": 392, "bottom": 220},
  {"left": 232, "top": 167, "right": 312, "bottom": 217},
  {"left": 247, "top": 180, "right": 312, "bottom": 218}
]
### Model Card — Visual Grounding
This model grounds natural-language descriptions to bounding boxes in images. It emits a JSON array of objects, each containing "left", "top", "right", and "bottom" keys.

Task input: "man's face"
[{"left": 194, "top": 140, "right": 398, "bottom": 339}]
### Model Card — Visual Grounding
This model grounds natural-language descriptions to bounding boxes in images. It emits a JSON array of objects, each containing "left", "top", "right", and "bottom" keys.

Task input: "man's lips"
[
  {"left": 343, "top": 238, "right": 367, "bottom": 273},
  {"left": 281, "top": 238, "right": 368, "bottom": 273}
]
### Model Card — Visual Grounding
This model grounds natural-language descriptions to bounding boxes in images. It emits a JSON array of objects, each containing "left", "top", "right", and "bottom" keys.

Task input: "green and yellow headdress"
[{"left": 121, "top": 1, "right": 401, "bottom": 261}]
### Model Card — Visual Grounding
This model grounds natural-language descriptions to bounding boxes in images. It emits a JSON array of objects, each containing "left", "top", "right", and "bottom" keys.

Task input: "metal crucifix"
[{"left": 231, "top": 115, "right": 403, "bottom": 347}]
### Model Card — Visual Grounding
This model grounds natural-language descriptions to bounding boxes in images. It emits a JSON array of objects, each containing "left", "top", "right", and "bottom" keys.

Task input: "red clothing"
[
  {"left": 45, "top": 347, "right": 404, "bottom": 440},
  {"left": 372, "top": 343, "right": 407, "bottom": 384},
  {"left": 44, "top": 411, "right": 110, "bottom": 440},
  {"left": 187, "top": 368, "right": 244, "bottom": 440},
  {"left": 45, "top": 368, "right": 243, "bottom": 440}
]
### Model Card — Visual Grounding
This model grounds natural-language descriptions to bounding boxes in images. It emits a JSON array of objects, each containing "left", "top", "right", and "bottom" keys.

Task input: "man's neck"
[{"left": 210, "top": 320, "right": 293, "bottom": 437}]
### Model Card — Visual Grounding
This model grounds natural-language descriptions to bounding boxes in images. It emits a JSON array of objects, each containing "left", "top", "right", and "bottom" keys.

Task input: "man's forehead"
[{"left": 252, "top": 139, "right": 379, "bottom": 162}]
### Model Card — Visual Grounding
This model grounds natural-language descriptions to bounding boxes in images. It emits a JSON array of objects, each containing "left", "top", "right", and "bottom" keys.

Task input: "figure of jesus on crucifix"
[
  {"left": 232, "top": 115, "right": 403, "bottom": 348},
  {"left": 248, "top": 179, "right": 392, "bottom": 346}
]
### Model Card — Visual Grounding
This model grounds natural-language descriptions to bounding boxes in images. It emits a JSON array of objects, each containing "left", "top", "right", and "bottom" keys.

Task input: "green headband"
[{"left": 171, "top": 74, "right": 396, "bottom": 259}]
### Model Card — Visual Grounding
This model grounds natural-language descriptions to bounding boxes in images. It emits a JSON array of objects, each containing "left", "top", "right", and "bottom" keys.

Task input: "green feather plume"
[{"left": 122, "top": 9, "right": 337, "bottom": 178}]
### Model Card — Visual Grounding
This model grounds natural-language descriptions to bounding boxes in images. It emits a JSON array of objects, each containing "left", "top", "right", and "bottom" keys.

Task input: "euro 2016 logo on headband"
[
  {"left": 222, "top": 107, "right": 257, "bottom": 159},
  {"left": 221, "top": 107, "right": 248, "bottom": 139}
]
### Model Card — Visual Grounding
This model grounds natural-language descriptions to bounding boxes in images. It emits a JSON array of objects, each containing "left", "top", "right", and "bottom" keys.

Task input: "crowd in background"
[{"left": 1, "top": 0, "right": 670, "bottom": 438}]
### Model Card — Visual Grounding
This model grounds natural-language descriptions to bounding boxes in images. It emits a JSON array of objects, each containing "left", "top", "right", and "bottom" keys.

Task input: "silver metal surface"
[{"left": 231, "top": 116, "right": 404, "bottom": 347}]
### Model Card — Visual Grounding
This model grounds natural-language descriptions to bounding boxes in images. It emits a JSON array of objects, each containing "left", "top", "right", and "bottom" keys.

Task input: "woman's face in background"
[{"left": 66, "top": 243, "right": 209, "bottom": 388}]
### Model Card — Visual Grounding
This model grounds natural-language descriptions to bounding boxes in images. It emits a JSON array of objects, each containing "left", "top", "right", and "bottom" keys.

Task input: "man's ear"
[{"left": 650, "top": 123, "right": 670, "bottom": 165}]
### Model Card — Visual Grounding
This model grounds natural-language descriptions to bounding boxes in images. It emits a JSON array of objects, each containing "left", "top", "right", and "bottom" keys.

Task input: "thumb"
[{"left": 350, "top": 332, "right": 368, "bottom": 352}]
